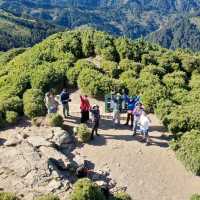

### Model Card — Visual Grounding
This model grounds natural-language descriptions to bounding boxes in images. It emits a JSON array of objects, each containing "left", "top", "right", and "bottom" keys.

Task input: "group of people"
[
  {"left": 110, "top": 94, "right": 151, "bottom": 145},
  {"left": 44, "top": 89, "right": 151, "bottom": 145}
]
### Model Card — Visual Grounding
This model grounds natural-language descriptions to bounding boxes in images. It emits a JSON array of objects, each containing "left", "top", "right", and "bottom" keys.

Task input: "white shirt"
[{"left": 139, "top": 115, "right": 150, "bottom": 130}]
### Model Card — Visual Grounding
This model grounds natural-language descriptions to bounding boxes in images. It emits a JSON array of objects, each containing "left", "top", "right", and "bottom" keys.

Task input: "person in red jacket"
[{"left": 80, "top": 95, "right": 91, "bottom": 123}]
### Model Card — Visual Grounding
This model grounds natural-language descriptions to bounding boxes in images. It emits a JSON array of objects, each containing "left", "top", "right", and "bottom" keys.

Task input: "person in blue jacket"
[
  {"left": 124, "top": 95, "right": 140, "bottom": 127},
  {"left": 60, "top": 88, "right": 71, "bottom": 118}
]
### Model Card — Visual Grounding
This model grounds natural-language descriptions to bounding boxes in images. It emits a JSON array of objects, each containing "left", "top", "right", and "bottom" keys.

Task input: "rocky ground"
[
  {"left": 0, "top": 90, "right": 200, "bottom": 200},
  {"left": 0, "top": 124, "right": 116, "bottom": 199}
]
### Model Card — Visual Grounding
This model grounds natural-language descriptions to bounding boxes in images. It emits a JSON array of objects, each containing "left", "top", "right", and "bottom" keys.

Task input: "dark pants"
[
  {"left": 126, "top": 112, "right": 133, "bottom": 126},
  {"left": 62, "top": 103, "right": 69, "bottom": 117},
  {"left": 81, "top": 111, "right": 89, "bottom": 123},
  {"left": 91, "top": 120, "right": 99, "bottom": 138}
]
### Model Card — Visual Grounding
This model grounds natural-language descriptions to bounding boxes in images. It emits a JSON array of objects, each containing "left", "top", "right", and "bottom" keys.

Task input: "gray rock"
[
  {"left": 27, "top": 136, "right": 52, "bottom": 148},
  {"left": 4, "top": 135, "right": 22, "bottom": 147},
  {"left": 51, "top": 128, "right": 73, "bottom": 148}
]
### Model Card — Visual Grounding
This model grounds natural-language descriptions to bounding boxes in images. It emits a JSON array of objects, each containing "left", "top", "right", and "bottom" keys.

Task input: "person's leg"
[
  {"left": 85, "top": 111, "right": 89, "bottom": 123},
  {"left": 133, "top": 119, "right": 137, "bottom": 135},
  {"left": 91, "top": 123, "right": 95, "bottom": 140},
  {"left": 145, "top": 129, "right": 150, "bottom": 145},
  {"left": 81, "top": 111, "right": 84, "bottom": 123},
  {"left": 66, "top": 102, "right": 69, "bottom": 116},
  {"left": 125, "top": 112, "right": 129, "bottom": 125},
  {"left": 130, "top": 114, "right": 134, "bottom": 127},
  {"left": 95, "top": 120, "right": 99, "bottom": 136},
  {"left": 63, "top": 104, "right": 67, "bottom": 118}
]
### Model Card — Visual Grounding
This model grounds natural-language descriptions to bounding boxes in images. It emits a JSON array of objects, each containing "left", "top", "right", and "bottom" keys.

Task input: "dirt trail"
[{"left": 63, "top": 90, "right": 200, "bottom": 200}]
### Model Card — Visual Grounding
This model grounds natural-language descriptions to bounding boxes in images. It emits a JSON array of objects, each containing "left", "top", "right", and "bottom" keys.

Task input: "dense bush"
[
  {"left": 171, "top": 130, "right": 200, "bottom": 175},
  {"left": 181, "top": 56, "right": 200, "bottom": 73},
  {"left": 113, "top": 192, "right": 132, "bottom": 200},
  {"left": 0, "top": 96, "right": 23, "bottom": 115},
  {"left": 191, "top": 194, "right": 200, "bottom": 200},
  {"left": 70, "top": 178, "right": 106, "bottom": 200},
  {"left": 78, "top": 68, "right": 119, "bottom": 97},
  {"left": 47, "top": 113, "right": 63, "bottom": 127},
  {"left": 170, "top": 88, "right": 189, "bottom": 104},
  {"left": 31, "top": 64, "right": 64, "bottom": 92},
  {"left": 35, "top": 194, "right": 60, "bottom": 200},
  {"left": 100, "top": 59, "right": 120, "bottom": 78},
  {"left": 66, "top": 67, "right": 79, "bottom": 86},
  {"left": 0, "top": 192, "right": 19, "bottom": 200},
  {"left": 76, "top": 124, "right": 91, "bottom": 143},
  {"left": 119, "top": 59, "right": 143, "bottom": 75},
  {"left": 141, "top": 65, "right": 166, "bottom": 78},
  {"left": 141, "top": 84, "right": 167, "bottom": 113},
  {"left": 23, "top": 89, "right": 46, "bottom": 118},
  {"left": 162, "top": 71, "right": 187, "bottom": 89},
  {"left": 155, "top": 99, "right": 175, "bottom": 125},
  {"left": 189, "top": 71, "right": 200, "bottom": 90},
  {"left": 6, "top": 111, "right": 18, "bottom": 124}
]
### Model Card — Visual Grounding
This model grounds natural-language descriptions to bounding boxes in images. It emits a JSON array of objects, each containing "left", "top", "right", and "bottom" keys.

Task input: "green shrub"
[
  {"left": 162, "top": 71, "right": 187, "bottom": 89},
  {"left": 155, "top": 99, "right": 175, "bottom": 125},
  {"left": 75, "top": 59, "right": 96, "bottom": 71},
  {"left": 120, "top": 70, "right": 137, "bottom": 80},
  {"left": 170, "top": 88, "right": 189, "bottom": 104},
  {"left": 120, "top": 73, "right": 139, "bottom": 97},
  {"left": 47, "top": 114, "right": 63, "bottom": 127},
  {"left": 167, "top": 107, "right": 189, "bottom": 133},
  {"left": 0, "top": 96, "right": 23, "bottom": 115},
  {"left": 167, "top": 104, "right": 200, "bottom": 133},
  {"left": 23, "top": 89, "right": 46, "bottom": 118},
  {"left": 113, "top": 192, "right": 132, "bottom": 200},
  {"left": 190, "top": 194, "right": 200, "bottom": 200},
  {"left": 76, "top": 124, "right": 91, "bottom": 143},
  {"left": 139, "top": 71, "right": 161, "bottom": 92},
  {"left": 66, "top": 67, "right": 79, "bottom": 86},
  {"left": 119, "top": 59, "right": 143, "bottom": 75},
  {"left": 189, "top": 71, "right": 200, "bottom": 90},
  {"left": 0, "top": 192, "right": 19, "bottom": 200},
  {"left": 35, "top": 194, "right": 60, "bottom": 200},
  {"left": 70, "top": 178, "right": 106, "bottom": 200},
  {"left": 141, "top": 53, "right": 158, "bottom": 65},
  {"left": 78, "top": 68, "right": 116, "bottom": 97},
  {"left": 31, "top": 64, "right": 64, "bottom": 92},
  {"left": 100, "top": 59, "right": 120, "bottom": 78},
  {"left": 101, "top": 46, "right": 118, "bottom": 61},
  {"left": 6, "top": 111, "right": 18, "bottom": 124},
  {"left": 142, "top": 65, "right": 166, "bottom": 78},
  {"left": 141, "top": 84, "right": 167, "bottom": 113},
  {"left": 172, "top": 130, "right": 200, "bottom": 175},
  {"left": 181, "top": 55, "right": 200, "bottom": 73}
]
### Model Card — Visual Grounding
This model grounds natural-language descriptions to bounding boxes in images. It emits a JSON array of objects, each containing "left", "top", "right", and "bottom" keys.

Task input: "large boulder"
[{"left": 50, "top": 127, "right": 73, "bottom": 148}]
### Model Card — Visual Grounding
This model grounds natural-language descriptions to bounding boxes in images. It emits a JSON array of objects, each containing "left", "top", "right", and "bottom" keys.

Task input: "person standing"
[
  {"left": 45, "top": 91, "right": 59, "bottom": 114},
  {"left": 139, "top": 111, "right": 151, "bottom": 145},
  {"left": 60, "top": 88, "right": 71, "bottom": 118},
  {"left": 132, "top": 103, "right": 143, "bottom": 135},
  {"left": 80, "top": 95, "right": 91, "bottom": 123},
  {"left": 111, "top": 98, "right": 120, "bottom": 128},
  {"left": 90, "top": 105, "right": 100, "bottom": 139}
]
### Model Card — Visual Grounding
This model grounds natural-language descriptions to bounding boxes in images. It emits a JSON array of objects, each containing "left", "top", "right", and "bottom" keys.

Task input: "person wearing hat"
[{"left": 90, "top": 104, "right": 100, "bottom": 139}]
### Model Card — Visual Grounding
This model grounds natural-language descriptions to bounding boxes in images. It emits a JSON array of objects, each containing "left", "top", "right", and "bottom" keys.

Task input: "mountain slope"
[
  {"left": 0, "top": 9, "right": 62, "bottom": 51},
  {"left": 1, "top": 0, "right": 200, "bottom": 50},
  {"left": 147, "top": 13, "right": 200, "bottom": 51}
]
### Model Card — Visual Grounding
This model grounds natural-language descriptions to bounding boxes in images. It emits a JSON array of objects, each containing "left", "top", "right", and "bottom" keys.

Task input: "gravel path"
[{"left": 64, "top": 90, "right": 200, "bottom": 200}]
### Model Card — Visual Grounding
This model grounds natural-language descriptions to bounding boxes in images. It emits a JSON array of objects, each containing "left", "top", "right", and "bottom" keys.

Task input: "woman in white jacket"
[{"left": 139, "top": 111, "right": 151, "bottom": 145}]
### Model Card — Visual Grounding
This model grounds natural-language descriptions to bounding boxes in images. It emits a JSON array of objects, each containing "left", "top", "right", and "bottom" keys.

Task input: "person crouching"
[{"left": 90, "top": 105, "right": 100, "bottom": 140}]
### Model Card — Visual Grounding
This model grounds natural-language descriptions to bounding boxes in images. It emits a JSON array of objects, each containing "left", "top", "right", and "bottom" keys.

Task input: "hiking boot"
[{"left": 132, "top": 132, "right": 137, "bottom": 136}]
